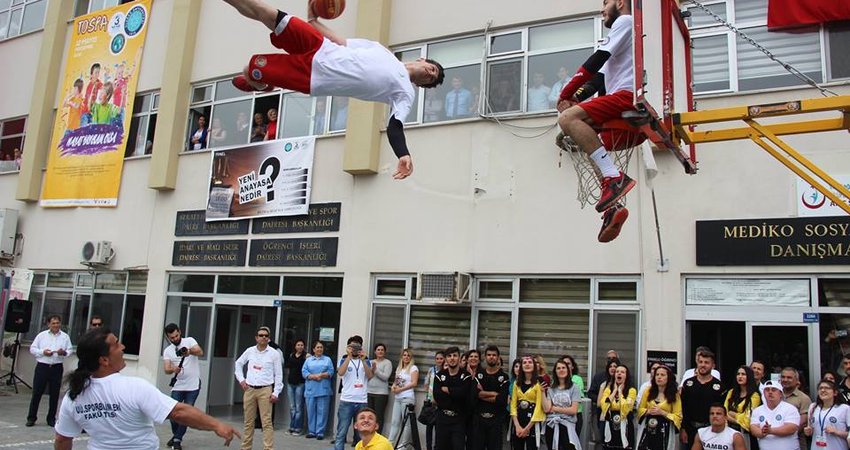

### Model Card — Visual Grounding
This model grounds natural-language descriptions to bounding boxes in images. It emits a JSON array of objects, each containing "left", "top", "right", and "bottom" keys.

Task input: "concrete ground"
[{"left": 0, "top": 383, "right": 335, "bottom": 450}]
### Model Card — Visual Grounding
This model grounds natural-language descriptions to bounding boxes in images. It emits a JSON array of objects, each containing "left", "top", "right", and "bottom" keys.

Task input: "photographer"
[
  {"left": 335, "top": 335, "right": 374, "bottom": 450},
  {"left": 162, "top": 323, "right": 204, "bottom": 450}
]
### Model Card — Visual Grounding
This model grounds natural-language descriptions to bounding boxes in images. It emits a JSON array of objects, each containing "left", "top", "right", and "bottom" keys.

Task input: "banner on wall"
[
  {"left": 205, "top": 138, "right": 316, "bottom": 221},
  {"left": 40, "top": 0, "right": 152, "bottom": 207}
]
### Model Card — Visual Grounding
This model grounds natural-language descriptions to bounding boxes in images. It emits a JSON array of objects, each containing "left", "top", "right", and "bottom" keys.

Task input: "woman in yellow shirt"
[
  {"left": 637, "top": 365, "right": 682, "bottom": 450},
  {"left": 725, "top": 365, "right": 761, "bottom": 450},
  {"left": 601, "top": 365, "right": 637, "bottom": 450},
  {"left": 511, "top": 355, "right": 547, "bottom": 450}
]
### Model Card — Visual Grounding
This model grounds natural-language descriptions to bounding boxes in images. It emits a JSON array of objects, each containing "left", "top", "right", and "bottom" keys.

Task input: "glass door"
[
  {"left": 749, "top": 323, "right": 814, "bottom": 391},
  {"left": 185, "top": 302, "right": 213, "bottom": 412}
]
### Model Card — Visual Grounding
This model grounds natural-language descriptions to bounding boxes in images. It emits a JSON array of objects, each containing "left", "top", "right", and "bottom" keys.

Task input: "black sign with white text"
[
  {"left": 175, "top": 210, "right": 249, "bottom": 236},
  {"left": 252, "top": 203, "right": 341, "bottom": 234},
  {"left": 646, "top": 350, "right": 678, "bottom": 375},
  {"left": 172, "top": 240, "right": 248, "bottom": 266},
  {"left": 249, "top": 237, "right": 338, "bottom": 267},
  {"left": 696, "top": 216, "right": 850, "bottom": 266}
]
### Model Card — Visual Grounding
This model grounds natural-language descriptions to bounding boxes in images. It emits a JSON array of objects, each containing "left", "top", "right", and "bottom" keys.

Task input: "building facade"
[{"left": 1, "top": 0, "right": 849, "bottom": 420}]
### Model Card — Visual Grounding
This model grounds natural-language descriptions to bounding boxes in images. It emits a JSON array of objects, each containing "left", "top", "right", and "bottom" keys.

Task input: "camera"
[
  {"left": 350, "top": 343, "right": 362, "bottom": 356},
  {"left": 177, "top": 346, "right": 189, "bottom": 356}
]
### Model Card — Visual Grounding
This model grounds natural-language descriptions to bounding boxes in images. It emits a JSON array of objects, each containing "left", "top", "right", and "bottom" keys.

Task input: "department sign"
[
  {"left": 696, "top": 216, "right": 850, "bottom": 265},
  {"left": 172, "top": 240, "right": 247, "bottom": 266},
  {"left": 249, "top": 237, "right": 338, "bottom": 267}
]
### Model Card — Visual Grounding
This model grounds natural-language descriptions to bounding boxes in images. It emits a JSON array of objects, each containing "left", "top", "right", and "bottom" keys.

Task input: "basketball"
[{"left": 313, "top": 0, "right": 345, "bottom": 20}]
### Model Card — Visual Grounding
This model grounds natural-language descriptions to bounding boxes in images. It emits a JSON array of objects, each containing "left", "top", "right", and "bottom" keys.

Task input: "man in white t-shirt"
[
  {"left": 223, "top": 0, "right": 445, "bottom": 181},
  {"left": 692, "top": 404, "right": 746, "bottom": 450},
  {"left": 750, "top": 380, "right": 801, "bottom": 450},
  {"left": 162, "top": 323, "right": 204, "bottom": 450},
  {"left": 336, "top": 335, "right": 374, "bottom": 450},
  {"left": 556, "top": 0, "right": 645, "bottom": 243},
  {"left": 54, "top": 327, "right": 238, "bottom": 450}
]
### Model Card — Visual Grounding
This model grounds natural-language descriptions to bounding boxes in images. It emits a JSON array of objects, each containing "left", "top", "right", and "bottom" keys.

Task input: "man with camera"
[
  {"left": 162, "top": 323, "right": 204, "bottom": 450},
  {"left": 336, "top": 335, "right": 374, "bottom": 450}
]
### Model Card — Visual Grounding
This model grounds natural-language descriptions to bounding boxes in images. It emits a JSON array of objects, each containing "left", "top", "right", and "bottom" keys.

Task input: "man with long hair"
[{"left": 54, "top": 327, "right": 238, "bottom": 449}]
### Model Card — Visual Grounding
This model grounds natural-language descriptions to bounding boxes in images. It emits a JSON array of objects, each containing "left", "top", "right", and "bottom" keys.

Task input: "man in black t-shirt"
[
  {"left": 473, "top": 345, "right": 509, "bottom": 450},
  {"left": 680, "top": 350, "right": 724, "bottom": 450},
  {"left": 433, "top": 346, "right": 474, "bottom": 450}
]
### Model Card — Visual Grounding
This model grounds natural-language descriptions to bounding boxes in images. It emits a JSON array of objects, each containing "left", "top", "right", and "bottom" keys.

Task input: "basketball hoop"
[{"left": 559, "top": 119, "right": 646, "bottom": 209}]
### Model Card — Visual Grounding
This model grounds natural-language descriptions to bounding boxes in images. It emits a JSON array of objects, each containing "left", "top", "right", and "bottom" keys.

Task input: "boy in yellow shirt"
[{"left": 355, "top": 408, "right": 393, "bottom": 450}]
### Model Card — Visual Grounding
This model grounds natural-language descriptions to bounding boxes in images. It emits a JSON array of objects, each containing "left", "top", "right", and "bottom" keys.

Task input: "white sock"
[{"left": 590, "top": 146, "right": 619, "bottom": 178}]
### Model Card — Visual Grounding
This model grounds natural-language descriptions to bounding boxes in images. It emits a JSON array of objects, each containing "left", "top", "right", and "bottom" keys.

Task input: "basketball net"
[{"left": 559, "top": 133, "right": 638, "bottom": 209}]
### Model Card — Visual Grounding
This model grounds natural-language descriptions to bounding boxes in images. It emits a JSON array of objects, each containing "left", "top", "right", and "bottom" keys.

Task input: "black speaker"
[{"left": 4, "top": 299, "right": 32, "bottom": 333}]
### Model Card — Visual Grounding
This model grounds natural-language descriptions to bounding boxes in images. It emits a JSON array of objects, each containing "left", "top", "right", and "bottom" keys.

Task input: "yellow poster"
[{"left": 40, "top": 0, "right": 152, "bottom": 207}]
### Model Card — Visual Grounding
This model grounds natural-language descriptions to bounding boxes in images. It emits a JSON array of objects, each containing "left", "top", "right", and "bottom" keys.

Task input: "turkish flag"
[{"left": 768, "top": 0, "right": 850, "bottom": 29}]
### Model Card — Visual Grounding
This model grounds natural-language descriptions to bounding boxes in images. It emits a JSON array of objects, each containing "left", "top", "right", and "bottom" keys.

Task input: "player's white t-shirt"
[
  {"left": 162, "top": 337, "right": 200, "bottom": 391},
  {"left": 598, "top": 14, "right": 633, "bottom": 94},
  {"left": 311, "top": 38, "right": 415, "bottom": 123},
  {"left": 55, "top": 373, "right": 178, "bottom": 450},
  {"left": 339, "top": 356, "right": 371, "bottom": 403},
  {"left": 750, "top": 401, "right": 801, "bottom": 450},
  {"left": 393, "top": 365, "right": 419, "bottom": 400},
  {"left": 698, "top": 425, "right": 740, "bottom": 450},
  {"left": 807, "top": 403, "right": 850, "bottom": 450}
]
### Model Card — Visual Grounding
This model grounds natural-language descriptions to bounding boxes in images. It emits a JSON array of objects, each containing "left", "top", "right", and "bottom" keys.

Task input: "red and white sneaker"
[
  {"left": 596, "top": 171, "right": 635, "bottom": 212},
  {"left": 598, "top": 203, "right": 629, "bottom": 243},
  {"left": 232, "top": 75, "right": 273, "bottom": 93}
]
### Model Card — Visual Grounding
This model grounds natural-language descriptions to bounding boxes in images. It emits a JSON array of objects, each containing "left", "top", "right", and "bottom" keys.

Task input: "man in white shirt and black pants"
[
  {"left": 234, "top": 325, "right": 283, "bottom": 450},
  {"left": 27, "top": 314, "right": 72, "bottom": 427},
  {"left": 162, "top": 323, "right": 204, "bottom": 450}
]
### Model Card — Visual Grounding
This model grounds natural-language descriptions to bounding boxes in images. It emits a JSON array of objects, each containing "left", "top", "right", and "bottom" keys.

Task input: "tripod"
[
  {"left": 0, "top": 333, "right": 32, "bottom": 393},
  {"left": 394, "top": 403, "right": 422, "bottom": 450}
]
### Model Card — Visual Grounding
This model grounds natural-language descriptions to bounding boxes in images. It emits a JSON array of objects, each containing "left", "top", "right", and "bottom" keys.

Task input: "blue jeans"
[
  {"left": 287, "top": 383, "right": 305, "bottom": 432},
  {"left": 170, "top": 389, "right": 200, "bottom": 442},
  {"left": 335, "top": 401, "right": 366, "bottom": 450},
  {"left": 306, "top": 395, "right": 330, "bottom": 437}
]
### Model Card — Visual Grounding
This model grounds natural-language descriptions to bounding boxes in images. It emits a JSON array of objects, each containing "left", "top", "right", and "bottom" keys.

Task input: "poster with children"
[{"left": 40, "top": 0, "right": 151, "bottom": 207}]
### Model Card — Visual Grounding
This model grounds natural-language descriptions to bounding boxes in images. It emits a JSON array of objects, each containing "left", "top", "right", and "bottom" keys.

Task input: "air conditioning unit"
[
  {"left": 0, "top": 208, "right": 17, "bottom": 256},
  {"left": 81, "top": 241, "right": 114, "bottom": 265},
  {"left": 416, "top": 272, "right": 471, "bottom": 302}
]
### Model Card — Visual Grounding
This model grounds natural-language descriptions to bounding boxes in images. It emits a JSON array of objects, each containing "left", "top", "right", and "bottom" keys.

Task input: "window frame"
[
  {"left": 125, "top": 91, "right": 159, "bottom": 159},
  {"left": 0, "top": 0, "right": 46, "bottom": 41},
  {"left": 0, "top": 115, "right": 26, "bottom": 173},
  {"left": 687, "top": 0, "right": 845, "bottom": 96},
  {"left": 25, "top": 270, "right": 148, "bottom": 356}
]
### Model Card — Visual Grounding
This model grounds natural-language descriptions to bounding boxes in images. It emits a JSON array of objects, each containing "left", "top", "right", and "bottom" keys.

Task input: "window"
[
  {"left": 188, "top": 79, "right": 347, "bottom": 150},
  {"left": 26, "top": 271, "right": 148, "bottom": 355},
  {"left": 74, "top": 0, "right": 133, "bottom": 16},
  {"left": 371, "top": 304, "right": 406, "bottom": 368},
  {"left": 0, "top": 116, "right": 25, "bottom": 173},
  {"left": 0, "top": 0, "right": 46, "bottom": 40},
  {"left": 688, "top": 0, "right": 843, "bottom": 94},
  {"left": 370, "top": 274, "right": 641, "bottom": 388},
  {"left": 125, "top": 92, "right": 158, "bottom": 157},
  {"left": 399, "top": 17, "right": 596, "bottom": 123}
]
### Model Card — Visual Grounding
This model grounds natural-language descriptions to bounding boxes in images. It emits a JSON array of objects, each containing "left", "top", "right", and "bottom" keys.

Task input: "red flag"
[{"left": 768, "top": 0, "right": 850, "bottom": 29}]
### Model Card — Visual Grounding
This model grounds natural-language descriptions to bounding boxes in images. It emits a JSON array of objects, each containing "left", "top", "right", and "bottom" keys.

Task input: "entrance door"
[
  {"left": 750, "top": 324, "right": 813, "bottom": 390},
  {"left": 184, "top": 303, "right": 213, "bottom": 412}
]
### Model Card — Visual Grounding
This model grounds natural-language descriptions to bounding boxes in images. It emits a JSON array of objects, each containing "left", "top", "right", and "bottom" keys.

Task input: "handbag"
[{"left": 418, "top": 400, "right": 437, "bottom": 425}]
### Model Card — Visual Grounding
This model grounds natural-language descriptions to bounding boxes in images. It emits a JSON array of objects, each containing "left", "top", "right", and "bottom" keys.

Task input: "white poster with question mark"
[{"left": 205, "top": 137, "right": 316, "bottom": 221}]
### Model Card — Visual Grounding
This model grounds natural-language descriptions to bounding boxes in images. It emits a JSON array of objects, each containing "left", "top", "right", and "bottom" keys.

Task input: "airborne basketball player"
[
  {"left": 557, "top": 0, "right": 641, "bottom": 243},
  {"left": 221, "top": 0, "right": 444, "bottom": 180}
]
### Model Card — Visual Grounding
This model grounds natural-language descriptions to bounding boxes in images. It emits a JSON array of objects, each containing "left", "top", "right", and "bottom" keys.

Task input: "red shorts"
[
  {"left": 579, "top": 90, "right": 646, "bottom": 151},
  {"left": 247, "top": 16, "right": 323, "bottom": 94}
]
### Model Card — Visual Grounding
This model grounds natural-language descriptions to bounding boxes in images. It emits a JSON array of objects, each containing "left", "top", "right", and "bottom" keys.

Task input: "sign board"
[
  {"left": 696, "top": 216, "right": 850, "bottom": 265},
  {"left": 686, "top": 278, "right": 810, "bottom": 306},
  {"left": 252, "top": 202, "right": 341, "bottom": 234},
  {"left": 803, "top": 312, "right": 819, "bottom": 323},
  {"left": 175, "top": 210, "right": 249, "bottom": 236},
  {"left": 172, "top": 240, "right": 248, "bottom": 266},
  {"left": 248, "top": 237, "right": 338, "bottom": 267},
  {"left": 646, "top": 350, "right": 678, "bottom": 375},
  {"left": 797, "top": 177, "right": 850, "bottom": 217}
]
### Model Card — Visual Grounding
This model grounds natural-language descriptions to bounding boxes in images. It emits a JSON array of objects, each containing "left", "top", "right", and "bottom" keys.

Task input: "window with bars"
[
  {"left": 0, "top": 116, "right": 25, "bottom": 172},
  {"left": 0, "top": 0, "right": 46, "bottom": 40},
  {"left": 25, "top": 271, "right": 148, "bottom": 355},
  {"left": 687, "top": 0, "right": 848, "bottom": 95}
]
